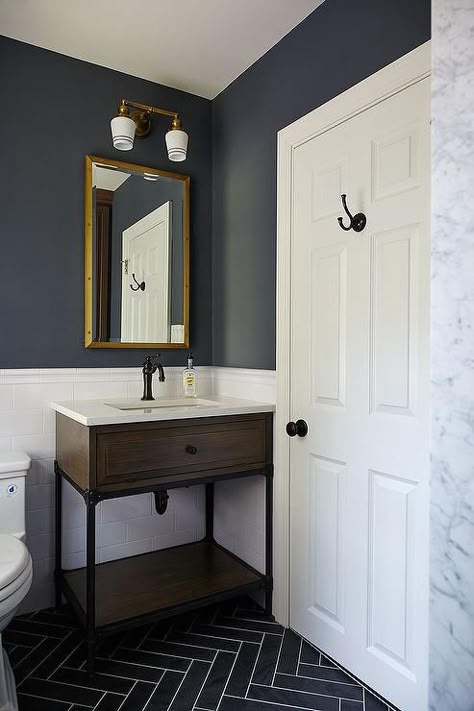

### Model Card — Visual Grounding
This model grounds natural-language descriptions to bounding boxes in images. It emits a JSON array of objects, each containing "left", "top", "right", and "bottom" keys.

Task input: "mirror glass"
[{"left": 85, "top": 155, "right": 189, "bottom": 348}]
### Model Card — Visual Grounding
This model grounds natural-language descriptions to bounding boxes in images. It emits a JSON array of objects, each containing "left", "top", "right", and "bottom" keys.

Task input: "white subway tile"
[
  {"left": 101, "top": 493, "right": 151, "bottom": 523},
  {"left": 21, "top": 582, "right": 54, "bottom": 614},
  {"left": 26, "top": 483, "right": 54, "bottom": 511},
  {"left": 39, "top": 369, "right": 77, "bottom": 383},
  {"left": 63, "top": 551, "right": 86, "bottom": 570},
  {"left": 97, "top": 521, "right": 127, "bottom": 547},
  {"left": 62, "top": 480, "right": 86, "bottom": 529},
  {"left": 28, "top": 532, "right": 54, "bottom": 561},
  {"left": 0, "top": 365, "right": 272, "bottom": 614},
  {"left": 99, "top": 538, "right": 151, "bottom": 563},
  {"left": 0, "top": 410, "right": 43, "bottom": 437},
  {"left": 42, "top": 407, "right": 56, "bottom": 434},
  {"left": 75, "top": 368, "right": 115, "bottom": 382},
  {"left": 63, "top": 526, "right": 86, "bottom": 555},
  {"left": 0, "top": 385, "right": 13, "bottom": 410},
  {"left": 26, "top": 508, "right": 55, "bottom": 535},
  {"left": 13, "top": 383, "right": 74, "bottom": 409},
  {"left": 73, "top": 380, "right": 128, "bottom": 401},
  {"left": 127, "top": 513, "right": 174, "bottom": 542},
  {"left": 0, "top": 437, "right": 13, "bottom": 450},
  {"left": 152, "top": 528, "right": 202, "bottom": 551},
  {"left": 27, "top": 459, "right": 54, "bottom": 486},
  {"left": 12, "top": 433, "right": 55, "bottom": 460},
  {"left": 1, "top": 369, "right": 41, "bottom": 385}
]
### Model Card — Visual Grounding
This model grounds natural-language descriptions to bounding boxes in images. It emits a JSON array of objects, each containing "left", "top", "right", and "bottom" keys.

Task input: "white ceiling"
[
  {"left": 93, "top": 166, "right": 130, "bottom": 191},
  {"left": 0, "top": 0, "right": 325, "bottom": 99}
]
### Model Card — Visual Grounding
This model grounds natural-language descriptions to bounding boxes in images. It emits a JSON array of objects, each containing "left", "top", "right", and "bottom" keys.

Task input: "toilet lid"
[
  {"left": 0, "top": 534, "right": 30, "bottom": 590},
  {"left": 0, "top": 450, "right": 31, "bottom": 475}
]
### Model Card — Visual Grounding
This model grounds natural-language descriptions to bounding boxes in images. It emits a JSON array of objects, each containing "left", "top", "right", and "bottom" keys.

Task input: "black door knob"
[
  {"left": 186, "top": 445, "right": 198, "bottom": 455},
  {"left": 286, "top": 420, "right": 308, "bottom": 437}
]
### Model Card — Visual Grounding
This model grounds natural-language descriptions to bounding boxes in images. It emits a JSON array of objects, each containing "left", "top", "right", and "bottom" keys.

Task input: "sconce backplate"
[{"left": 131, "top": 110, "right": 152, "bottom": 138}]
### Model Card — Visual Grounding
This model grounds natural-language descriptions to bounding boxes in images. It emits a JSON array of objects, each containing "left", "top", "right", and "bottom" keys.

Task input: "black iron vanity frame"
[{"left": 54, "top": 457, "right": 273, "bottom": 673}]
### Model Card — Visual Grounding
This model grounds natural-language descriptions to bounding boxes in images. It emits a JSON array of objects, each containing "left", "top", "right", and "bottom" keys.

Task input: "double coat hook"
[
  {"left": 337, "top": 194, "right": 367, "bottom": 233},
  {"left": 130, "top": 273, "right": 146, "bottom": 291}
]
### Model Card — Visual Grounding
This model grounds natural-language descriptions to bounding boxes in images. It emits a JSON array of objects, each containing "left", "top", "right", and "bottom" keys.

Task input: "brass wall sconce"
[{"left": 110, "top": 99, "right": 188, "bottom": 162}]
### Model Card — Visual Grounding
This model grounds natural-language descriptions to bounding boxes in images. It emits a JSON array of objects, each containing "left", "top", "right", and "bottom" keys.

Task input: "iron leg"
[
  {"left": 85, "top": 492, "right": 97, "bottom": 675},
  {"left": 54, "top": 462, "right": 62, "bottom": 609},
  {"left": 205, "top": 482, "right": 214, "bottom": 542}
]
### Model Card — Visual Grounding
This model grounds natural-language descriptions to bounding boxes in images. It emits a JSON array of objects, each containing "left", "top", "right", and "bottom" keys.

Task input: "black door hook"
[
  {"left": 337, "top": 194, "right": 367, "bottom": 233},
  {"left": 130, "top": 273, "right": 146, "bottom": 291}
]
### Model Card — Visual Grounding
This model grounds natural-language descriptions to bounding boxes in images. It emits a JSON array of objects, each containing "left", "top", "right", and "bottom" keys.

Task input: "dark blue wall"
[
  {"left": 0, "top": 36, "right": 212, "bottom": 368},
  {"left": 212, "top": 0, "right": 431, "bottom": 369},
  {"left": 0, "top": 0, "right": 431, "bottom": 370}
]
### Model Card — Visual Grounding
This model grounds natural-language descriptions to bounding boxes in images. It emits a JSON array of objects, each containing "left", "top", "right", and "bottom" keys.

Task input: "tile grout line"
[
  {"left": 47, "top": 638, "right": 85, "bottom": 681},
  {"left": 165, "top": 659, "right": 194, "bottom": 711},
  {"left": 116, "top": 679, "right": 139, "bottom": 711},
  {"left": 225, "top": 692, "right": 331, "bottom": 711},
  {"left": 192, "top": 654, "right": 219, "bottom": 710},
  {"left": 16, "top": 634, "right": 68, "bottom": 687},
  {"left": 92, "top": 690, "right": 107, "bottom": 710},
  {"left": 252, "top": 680, "right": 361, "bottom": 703},
  {"left": 244, "top": 634, "right": 264, "bottom": 699},
  {"left": 278, "top": 670, "right": 360, "bottom": 687},
  {"left": 270, "top": 629, "right": 286, "bottom": 688},
  {"left": 216, "top": 640, "right": 242, "bottom": 709}
]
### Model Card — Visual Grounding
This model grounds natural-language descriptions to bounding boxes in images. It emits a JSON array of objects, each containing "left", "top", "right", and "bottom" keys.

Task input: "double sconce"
[{"left": 110, "top": 99, "right": 188, "bottom": 162}]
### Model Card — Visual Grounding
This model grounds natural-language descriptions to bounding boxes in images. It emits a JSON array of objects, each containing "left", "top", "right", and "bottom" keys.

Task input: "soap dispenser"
[{"left": 183, "top": 352, "right": 197, "bottom": 397}]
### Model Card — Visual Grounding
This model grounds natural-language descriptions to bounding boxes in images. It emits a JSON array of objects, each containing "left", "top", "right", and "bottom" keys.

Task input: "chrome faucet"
[{"left": 141, "top": 355, "right": 165, "bottom": 401}]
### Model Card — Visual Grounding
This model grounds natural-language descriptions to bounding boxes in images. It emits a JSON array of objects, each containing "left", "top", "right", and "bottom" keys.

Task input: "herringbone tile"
[{"left": 4, "top": 597, "right": 398, "bottom": 711}]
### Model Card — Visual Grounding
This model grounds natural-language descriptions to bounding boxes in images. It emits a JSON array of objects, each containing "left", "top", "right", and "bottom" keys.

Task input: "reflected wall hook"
[
  {"left": 130, "top": 273, "right": 145, "bottom": 291},
  {"left": 337, "top": 194, "right": 367, "bottom": 233}
]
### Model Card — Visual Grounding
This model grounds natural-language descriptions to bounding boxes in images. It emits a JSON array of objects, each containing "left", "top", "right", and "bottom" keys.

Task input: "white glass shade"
[
  {"left": 110, "top": 115, "right": 136, "bottom": 151},
  {"left": 165, "top": 128, "right": 188, "bottom": 162}
]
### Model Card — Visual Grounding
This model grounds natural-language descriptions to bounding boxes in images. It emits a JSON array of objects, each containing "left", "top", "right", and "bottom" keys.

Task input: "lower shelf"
[{"left": 61, "top": 540, "right": 265, "bottom": 629}]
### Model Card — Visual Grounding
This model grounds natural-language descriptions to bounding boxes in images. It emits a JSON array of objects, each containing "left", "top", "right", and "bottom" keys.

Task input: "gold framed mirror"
[{"left": 84, "top": 155, "right": 189, "bottom": 349}]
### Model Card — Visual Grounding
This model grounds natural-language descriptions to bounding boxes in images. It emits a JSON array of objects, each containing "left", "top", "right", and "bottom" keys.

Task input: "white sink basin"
[{"left": 104, "top": 398, "right": 218, "bottom": 411}]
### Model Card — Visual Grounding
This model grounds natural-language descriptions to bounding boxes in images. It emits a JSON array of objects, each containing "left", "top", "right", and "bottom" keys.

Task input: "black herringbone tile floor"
[{"left": 3, "top": 597, "right": 396, "bottom": 711}]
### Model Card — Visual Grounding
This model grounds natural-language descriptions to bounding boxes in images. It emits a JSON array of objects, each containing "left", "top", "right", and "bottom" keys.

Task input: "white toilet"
[{"left": 0, "top": 451, "right": 33, "bottom": 711}]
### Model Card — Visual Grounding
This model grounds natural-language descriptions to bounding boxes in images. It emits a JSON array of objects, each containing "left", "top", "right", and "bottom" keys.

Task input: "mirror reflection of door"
[
  {"left": 86, "top": 156, "right": 189, "bottom": 348},
  {"left": 121, "top": 202, "right": 171, "bottom": 343}
]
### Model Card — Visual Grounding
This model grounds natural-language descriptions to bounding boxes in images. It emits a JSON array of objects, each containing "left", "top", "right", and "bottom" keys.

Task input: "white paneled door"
[
  {"left": 121, "top": 201, "right": 171, "bottom": 343},
  {"left": 289, "top": 78, "right": 430, "bottom": 710}
]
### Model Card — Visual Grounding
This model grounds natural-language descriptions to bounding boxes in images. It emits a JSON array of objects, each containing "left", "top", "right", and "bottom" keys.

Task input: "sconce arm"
[{"left": 119, "top": 99, "right": 178, "bottom": 120}]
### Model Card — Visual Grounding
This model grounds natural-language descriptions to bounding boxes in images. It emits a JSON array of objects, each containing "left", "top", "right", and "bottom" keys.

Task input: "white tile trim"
[{"left": 0, "top": 365, "right": 274, "bottom": 612}]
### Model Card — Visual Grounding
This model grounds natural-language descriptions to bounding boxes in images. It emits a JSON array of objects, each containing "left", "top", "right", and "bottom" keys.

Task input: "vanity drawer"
[{"left": 95, "top": 416, "right": 269, "bottom": 489}]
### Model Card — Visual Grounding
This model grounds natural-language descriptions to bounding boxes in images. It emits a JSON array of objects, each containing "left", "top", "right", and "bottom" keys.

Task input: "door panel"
[
  {"left": 311, "top": 245, "right": 347, "bottom": 407},
  {"left": 289, "top": 78, "right": 430, "bottom": 711},
  {"left": 308, "top": 456, "right": 346, "bottom": 632},
  {"left": 368, "top": 470, "right": 415, "bottom": 669},
  {"left": 370, "top": 226, "right": 419, "bottom": 416}
]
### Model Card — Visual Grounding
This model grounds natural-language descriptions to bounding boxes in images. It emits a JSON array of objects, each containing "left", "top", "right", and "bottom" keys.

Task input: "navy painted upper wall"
[
  {"left": 0, "top": 36, "right": 212, "bottom": 368},
  {"left": 212, "top": 0, "right": 431, "bottom": 369}
]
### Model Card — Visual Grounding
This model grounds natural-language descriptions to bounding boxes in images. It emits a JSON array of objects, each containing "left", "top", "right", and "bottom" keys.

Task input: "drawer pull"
[{"left": 186, "top": 445, "right": 198, "bottom": 455}]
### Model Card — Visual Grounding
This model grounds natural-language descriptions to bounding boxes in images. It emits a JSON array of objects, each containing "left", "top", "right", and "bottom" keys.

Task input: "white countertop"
[{"left": 51, "top": 395, "right": 275, "bottom": 427}]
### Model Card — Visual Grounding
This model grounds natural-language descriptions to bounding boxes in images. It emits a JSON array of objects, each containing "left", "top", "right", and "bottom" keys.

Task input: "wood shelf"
[{"left": 62, "top": 541, "right": 264, "bottom": 629}]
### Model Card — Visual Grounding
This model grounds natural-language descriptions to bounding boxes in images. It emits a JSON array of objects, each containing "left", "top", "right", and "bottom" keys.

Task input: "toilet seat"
[{"left": 0, "top": 535, "right": 31, "bottom": 603}]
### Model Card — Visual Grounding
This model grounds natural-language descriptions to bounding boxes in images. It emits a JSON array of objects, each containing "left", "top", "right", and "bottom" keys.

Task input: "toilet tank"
[{"left": 0, "top": 451, "right": 31, "bottom": 541}]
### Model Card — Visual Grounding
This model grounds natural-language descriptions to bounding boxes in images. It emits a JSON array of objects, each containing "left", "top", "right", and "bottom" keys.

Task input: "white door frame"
[{"left": 274, "top": 40, "right": 431, "bottom": 627}]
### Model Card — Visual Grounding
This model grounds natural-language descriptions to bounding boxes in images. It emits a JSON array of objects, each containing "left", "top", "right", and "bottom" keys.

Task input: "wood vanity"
[{"left": 53, "top": 401, "right": 273, "bottom": 671}]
